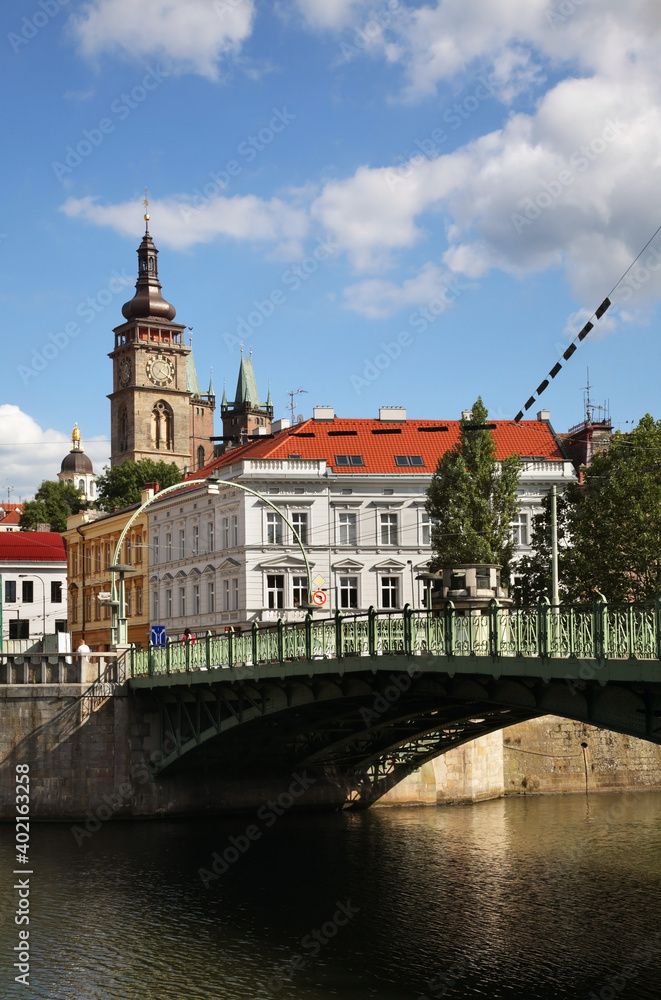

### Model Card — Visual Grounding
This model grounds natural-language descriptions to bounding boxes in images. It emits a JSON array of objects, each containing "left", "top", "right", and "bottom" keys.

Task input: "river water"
[{"left": 2, "top": 791, "right": 661, "bottom": 999}]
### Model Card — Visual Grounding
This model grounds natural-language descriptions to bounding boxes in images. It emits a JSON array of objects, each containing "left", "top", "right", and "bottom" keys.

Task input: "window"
[
  {"left": 153, "top": 591, "right": 160, "bottom": 621},
  {"left": 21, "top": 581, "right": 34, "bottom": 603},
  {"left": 5, "top": 580, "right": 16, "bottom": 603},
  {"left": 72, "top": 551, "right": 78, "bottom": 577},
  {"left": 232, "top": 514, "right": 239, "bottom": 547},
  {"left": 153, "top": 535, "right": 160, "bottom": 564},
  {"left": 267, "top": 574, "right": 284, "bottom": 609},
  {"left": 166, "top": 533, "right": 172, "bottom": 561},
  {"left": 420, "top": 511, "right": 431, "bottom": 546},
  {"left": 136, "top": 586, "right": 143, "bottom": 616},
  {"left": 85, "top": 547, "right": 92, "bottom": 574},
  {"left": 293, "top": 576, "right": 308, "bottom": 608},
  {"left": 86, "top": 592, "right": 92, "bottom": 621},
  {"left": 179, "top": 587, "right": 186, "bottom": 617},
  {"left": 105, "top": 543, "right": 111, "bottom": 570},
  {"left": 192, "top": 525, "right": 199, "bottom": 556},
  {"left": 339, "top": 576, "right": 358, "bottom": 609},
  {"left": 380, "top": 513, "right": 398, "bottom": 546},
  {"left": 126, "top": 539, "right": 132, "bottom": 565},
  {"left": 193, "top": 584, "right": 200, "bottom": 615},
  {"left": 55, "top": 620, "right": 67, "bottom": 633},
  {"left": 151, "top": 399, "right": 174, "bottom": 451},
  {"left": 476, "top": 569, "right": 490, "bottom": 591},
  {"left": 51, "top": 581, "right": 62, "bottom": 603},
  {"left": 512, "top": 511, "right": 529, "bottom": 546},
  {"left": 166, "top": 590, "right": 172, "bottom": 618},
  {"left": 179, "top": 529, "right": 185, "bottom": 559},
  {"left": 72, "top": 597, "right": 78, "bottom": 623},
  {"left": 381, "top": 576, "right": 399, "bottom": 609},
  {"left": 135, "top": 534, "right": 143, "bottom": 563},
  {"left": 9, "top": 620, "right": 29, "bottom": 640},
  {"left": 197, "top": 445, "right": 205, "bottom": 470},
  {"left": 95, "top": 546, "right": 101, "bottom": 572},
  {"left": 95, "top": 593, "right": 101, "bottom": 620},
  {"left": 223, "top": 579, "right": 230, "bottom": 611},
  {"left": 126, "top": 588, "right": 132, "bottom": 617},
  {"left": 223, "top": 517, "right": 230, "bottom": 548},
  {"left": 394, "top": 455, "right": 424, "bottom": 466},
  {"left": 266, "top": 512, "right": 283, "bottom": 544},
  {"left": 207, "top": 521, "right": 215, "bottom": 552},
  {"left": 232, "top": 578, "right": 239, "bottom": 611},
  {"left": 207, "top": 581, "right": 215, "bottom": 613},
  {"left": 292, "top": 512, "right": 308, "bottom": 545},
  {"left": 335, "top": 454, "right": 364, "bottom": 466},
  {"left": 338, "top": 513, "right": 357, "bottom": 545}
]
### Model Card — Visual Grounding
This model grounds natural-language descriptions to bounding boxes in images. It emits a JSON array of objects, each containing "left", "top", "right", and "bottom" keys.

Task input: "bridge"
[{"left": 128, "top": 599, "right": 661, "bottom": 808}]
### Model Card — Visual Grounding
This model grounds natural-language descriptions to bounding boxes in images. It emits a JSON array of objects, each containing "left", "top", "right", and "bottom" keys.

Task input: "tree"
[
  {"left": 513, "top": 414, "right": 661, "bottom": 604},
  {"left": 425, "top": 397, "right": 522, "bottom": 583},
  {"left": 95, "top": 459, "right": 181, "bottom": 512},
  {"left": 20, "top": 480, "right": 86, "bottom": 532},
  {"left": 510, "top": 491, "right": 573, "bottom": 606}
]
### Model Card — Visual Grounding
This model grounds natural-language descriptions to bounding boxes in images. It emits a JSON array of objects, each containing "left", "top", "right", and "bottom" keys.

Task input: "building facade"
[
  {"left": 0, "top": 503, "right": 23, "bottom": 532},
  {"left": 0, "top": 533, "right": 68, "bottom": 647},
  {"left": 146, "top": 406, "right": 576, "bottom": 638},
  {"left": 63, "top": 493, "right": 152, "bottom": 649}
]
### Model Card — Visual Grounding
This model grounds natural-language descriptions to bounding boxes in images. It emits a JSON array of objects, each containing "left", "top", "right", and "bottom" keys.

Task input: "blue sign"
[{"left": 151, "top": 625, "right": 166, "bottom": 646}]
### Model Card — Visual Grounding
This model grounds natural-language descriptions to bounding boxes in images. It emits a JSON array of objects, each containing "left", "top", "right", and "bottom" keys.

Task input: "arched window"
[
  {"left": 197, "top": 445, "right": 205, "bottom": 469},
  {"left": 118, "top": 406, "right": 129, "bottom": 453},
  {"left": 151, "top": 400, "right": 174, "bottom": 450},
  {"left": 78, "top": 479, "right": 85, "bottom": 492}
]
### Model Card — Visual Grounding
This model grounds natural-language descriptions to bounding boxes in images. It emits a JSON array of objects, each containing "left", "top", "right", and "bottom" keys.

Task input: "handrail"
[{"left": 129, "top": 597, "right": 661, "bottom": 678}]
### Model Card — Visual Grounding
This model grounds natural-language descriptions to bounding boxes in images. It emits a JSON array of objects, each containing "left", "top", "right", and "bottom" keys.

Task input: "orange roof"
[
  {"left": 0, "top": 532, "right": 67, "bottom": 562},
  {"left": 193, "top": 417, "right": 566, "bottom": 478}
]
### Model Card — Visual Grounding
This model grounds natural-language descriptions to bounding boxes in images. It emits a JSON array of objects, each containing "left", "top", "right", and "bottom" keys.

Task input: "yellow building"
[{"left": 64, "top": 488, "right": 154, "bottom": 649}]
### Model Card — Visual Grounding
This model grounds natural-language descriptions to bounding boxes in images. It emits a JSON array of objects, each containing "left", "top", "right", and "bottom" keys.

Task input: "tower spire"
[{"left": 121, "top": 197, "right": 176, "bottom": 321}]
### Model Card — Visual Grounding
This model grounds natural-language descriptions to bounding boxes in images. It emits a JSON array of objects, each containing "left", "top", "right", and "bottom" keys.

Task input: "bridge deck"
[{"left": 129, "top": 601, "right": 661, "bottom": 687}]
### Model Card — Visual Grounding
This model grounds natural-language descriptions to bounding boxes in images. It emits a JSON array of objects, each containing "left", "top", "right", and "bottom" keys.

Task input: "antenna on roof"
[
  {"left": 6, "top": 483, "right": 14, "bottom": 505},
  {"left": 287, "top": 388, "right": 308, "bottom": 423}
]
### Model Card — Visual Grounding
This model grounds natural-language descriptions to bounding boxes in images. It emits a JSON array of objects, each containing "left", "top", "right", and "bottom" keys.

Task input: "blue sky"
[{"left": 2, "top": 0, "right": 661, "bottom": 497}]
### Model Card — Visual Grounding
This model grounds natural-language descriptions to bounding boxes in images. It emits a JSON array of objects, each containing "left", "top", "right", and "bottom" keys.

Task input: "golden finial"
[
  {"left": 72, "top": 423, "right": 81, "bottom": 444},
  {"left": 239, "top": 342, "right": 244, "bottom": 354},
  {"left": 143, "top": 187, "right": 150, "bottom": 226}
]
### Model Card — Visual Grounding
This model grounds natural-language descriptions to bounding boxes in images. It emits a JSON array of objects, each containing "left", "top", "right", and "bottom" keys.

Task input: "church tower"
[
  {"left": 58, "top": 424, "right": 96, "bottom": 502},
  {"left": 220, "top": 352, "right": 273, "bottom": 450},
  {"left": 108, "top": 206, "right": 215, "bottom": 470}
]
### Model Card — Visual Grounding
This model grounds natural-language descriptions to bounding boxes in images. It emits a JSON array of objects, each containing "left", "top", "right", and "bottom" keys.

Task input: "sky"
[{"left": 2, "top": 0, "right": 661, "bottom": 500}]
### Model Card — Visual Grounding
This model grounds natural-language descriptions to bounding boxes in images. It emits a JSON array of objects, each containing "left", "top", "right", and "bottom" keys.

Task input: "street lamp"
[{"left": 18, "top": 573, "right": 46, "bottom": 644}]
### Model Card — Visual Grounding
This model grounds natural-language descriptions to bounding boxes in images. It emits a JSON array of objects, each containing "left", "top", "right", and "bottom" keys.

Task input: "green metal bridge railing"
[{"left": 129, "top": 596, "right": 661, "bottom": 678}]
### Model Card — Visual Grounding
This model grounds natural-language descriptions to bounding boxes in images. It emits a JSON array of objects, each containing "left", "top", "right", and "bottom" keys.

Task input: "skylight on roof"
[
  {"left": 395, "top": 455, "right": 424, "bottom": 466},
  {"left": 335, "top": 455, "right": 364, "bottom": 466}
]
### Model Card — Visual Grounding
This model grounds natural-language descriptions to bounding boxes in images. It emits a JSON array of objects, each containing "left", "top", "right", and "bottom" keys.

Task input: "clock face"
[
  {"left": 146, "top": 354, "right": 175, "bottom": 387},
  {"left": 118, "top": 356, "right": 132, "bottom": 389}
]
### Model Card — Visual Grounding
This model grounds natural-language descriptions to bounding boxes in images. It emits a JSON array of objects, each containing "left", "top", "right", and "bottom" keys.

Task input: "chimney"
[
  {"left": 272, "top": 418, "right": 290, "bottom": 433},
  {"left": 537, "top": 409, "right": 550, "bottom": 422},
  {"left": 379, "top": 406, "right": 406, "bottom": 422},
  {"left": 461, "top": 410, "right": 473, "bottom": 421},
  {"left": 313, "top": 406, "right": 335, "bottom": 421}
]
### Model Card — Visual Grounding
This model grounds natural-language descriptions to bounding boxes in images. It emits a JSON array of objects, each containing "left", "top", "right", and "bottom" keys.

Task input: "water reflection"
[{"left": 2, "top": 792, "right": 661, "bottom": 999}]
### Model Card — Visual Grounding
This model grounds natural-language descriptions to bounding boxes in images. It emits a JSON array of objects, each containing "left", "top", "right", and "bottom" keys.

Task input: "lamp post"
[
  {"left": 18, "top": 573, "right": 46, "bottom": 644},
  {"left": 109, "top": 477, "right": 315, "bottom": 648}
]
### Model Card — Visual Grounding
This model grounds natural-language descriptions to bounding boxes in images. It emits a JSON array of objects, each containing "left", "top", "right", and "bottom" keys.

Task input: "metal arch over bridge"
[{"left": 129, "top": 599, "right": 661, "bottom": 808}]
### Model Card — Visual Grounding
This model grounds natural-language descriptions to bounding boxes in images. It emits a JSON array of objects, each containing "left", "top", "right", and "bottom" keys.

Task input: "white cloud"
[
  {"left": 290, "top": 0, "right": 369, "bottom": 31},
  {"left": 343, "top": 261, "right": 457, "bottom": 317},
  {"left": 71, "top": 0, "right": 255, "bottom": 80},
  {"left": 60, "top": 194, "right": 309, "bottom": 252},
  {"left": 0, "top": 406, "right": 109, "bottom": 500}
]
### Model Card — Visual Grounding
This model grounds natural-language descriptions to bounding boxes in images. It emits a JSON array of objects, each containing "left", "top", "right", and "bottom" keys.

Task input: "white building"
[
  {"left": 57, "top": 424, "right": 97, "bottom": 503},
  {"left": 0, "top": 532, "right": 68, "bottom": 648},
  {"left": 146, "top": 406, "right": 576, "bottom": 637}
]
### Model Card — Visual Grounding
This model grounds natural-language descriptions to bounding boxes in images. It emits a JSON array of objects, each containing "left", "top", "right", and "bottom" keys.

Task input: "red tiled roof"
[
  {"left": 0, "top": 532, "right": 67, "bottom": 562},
  {"left": 193, "top": 417, "right": 566, "bottom": 478},
  {"left": 0, "top": 510, "right": 21, "bottom": 525}
]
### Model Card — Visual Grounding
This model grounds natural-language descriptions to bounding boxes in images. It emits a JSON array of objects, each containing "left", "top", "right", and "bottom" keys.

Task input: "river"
[{"left": 2, "top": 791, "right": 661, "bottom": 999}]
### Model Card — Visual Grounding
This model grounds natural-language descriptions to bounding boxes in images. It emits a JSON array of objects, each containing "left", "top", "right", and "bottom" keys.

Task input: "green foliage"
[
  {"left": 510, "top": 491, "right": 573, "bottom": 606},
  {"left": 20, "top": 479, "right": 86, "bottom": 532},
  {"left": 513, "top": 414, "right": 661, "bottom": 604},
  {"left": 425, "top": 397, "right": 521, "bottom": 583},
  {"left": 95, "top": 459, "right": 181, "bottom": 512}
]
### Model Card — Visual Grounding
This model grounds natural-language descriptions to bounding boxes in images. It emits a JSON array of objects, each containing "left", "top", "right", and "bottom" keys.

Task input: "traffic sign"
[
  {"left": 312, "top": 590, "right": 327, "bottom": 606},
  {"left": 151, "top": 625, "right": 166, "bottom": 646}
]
